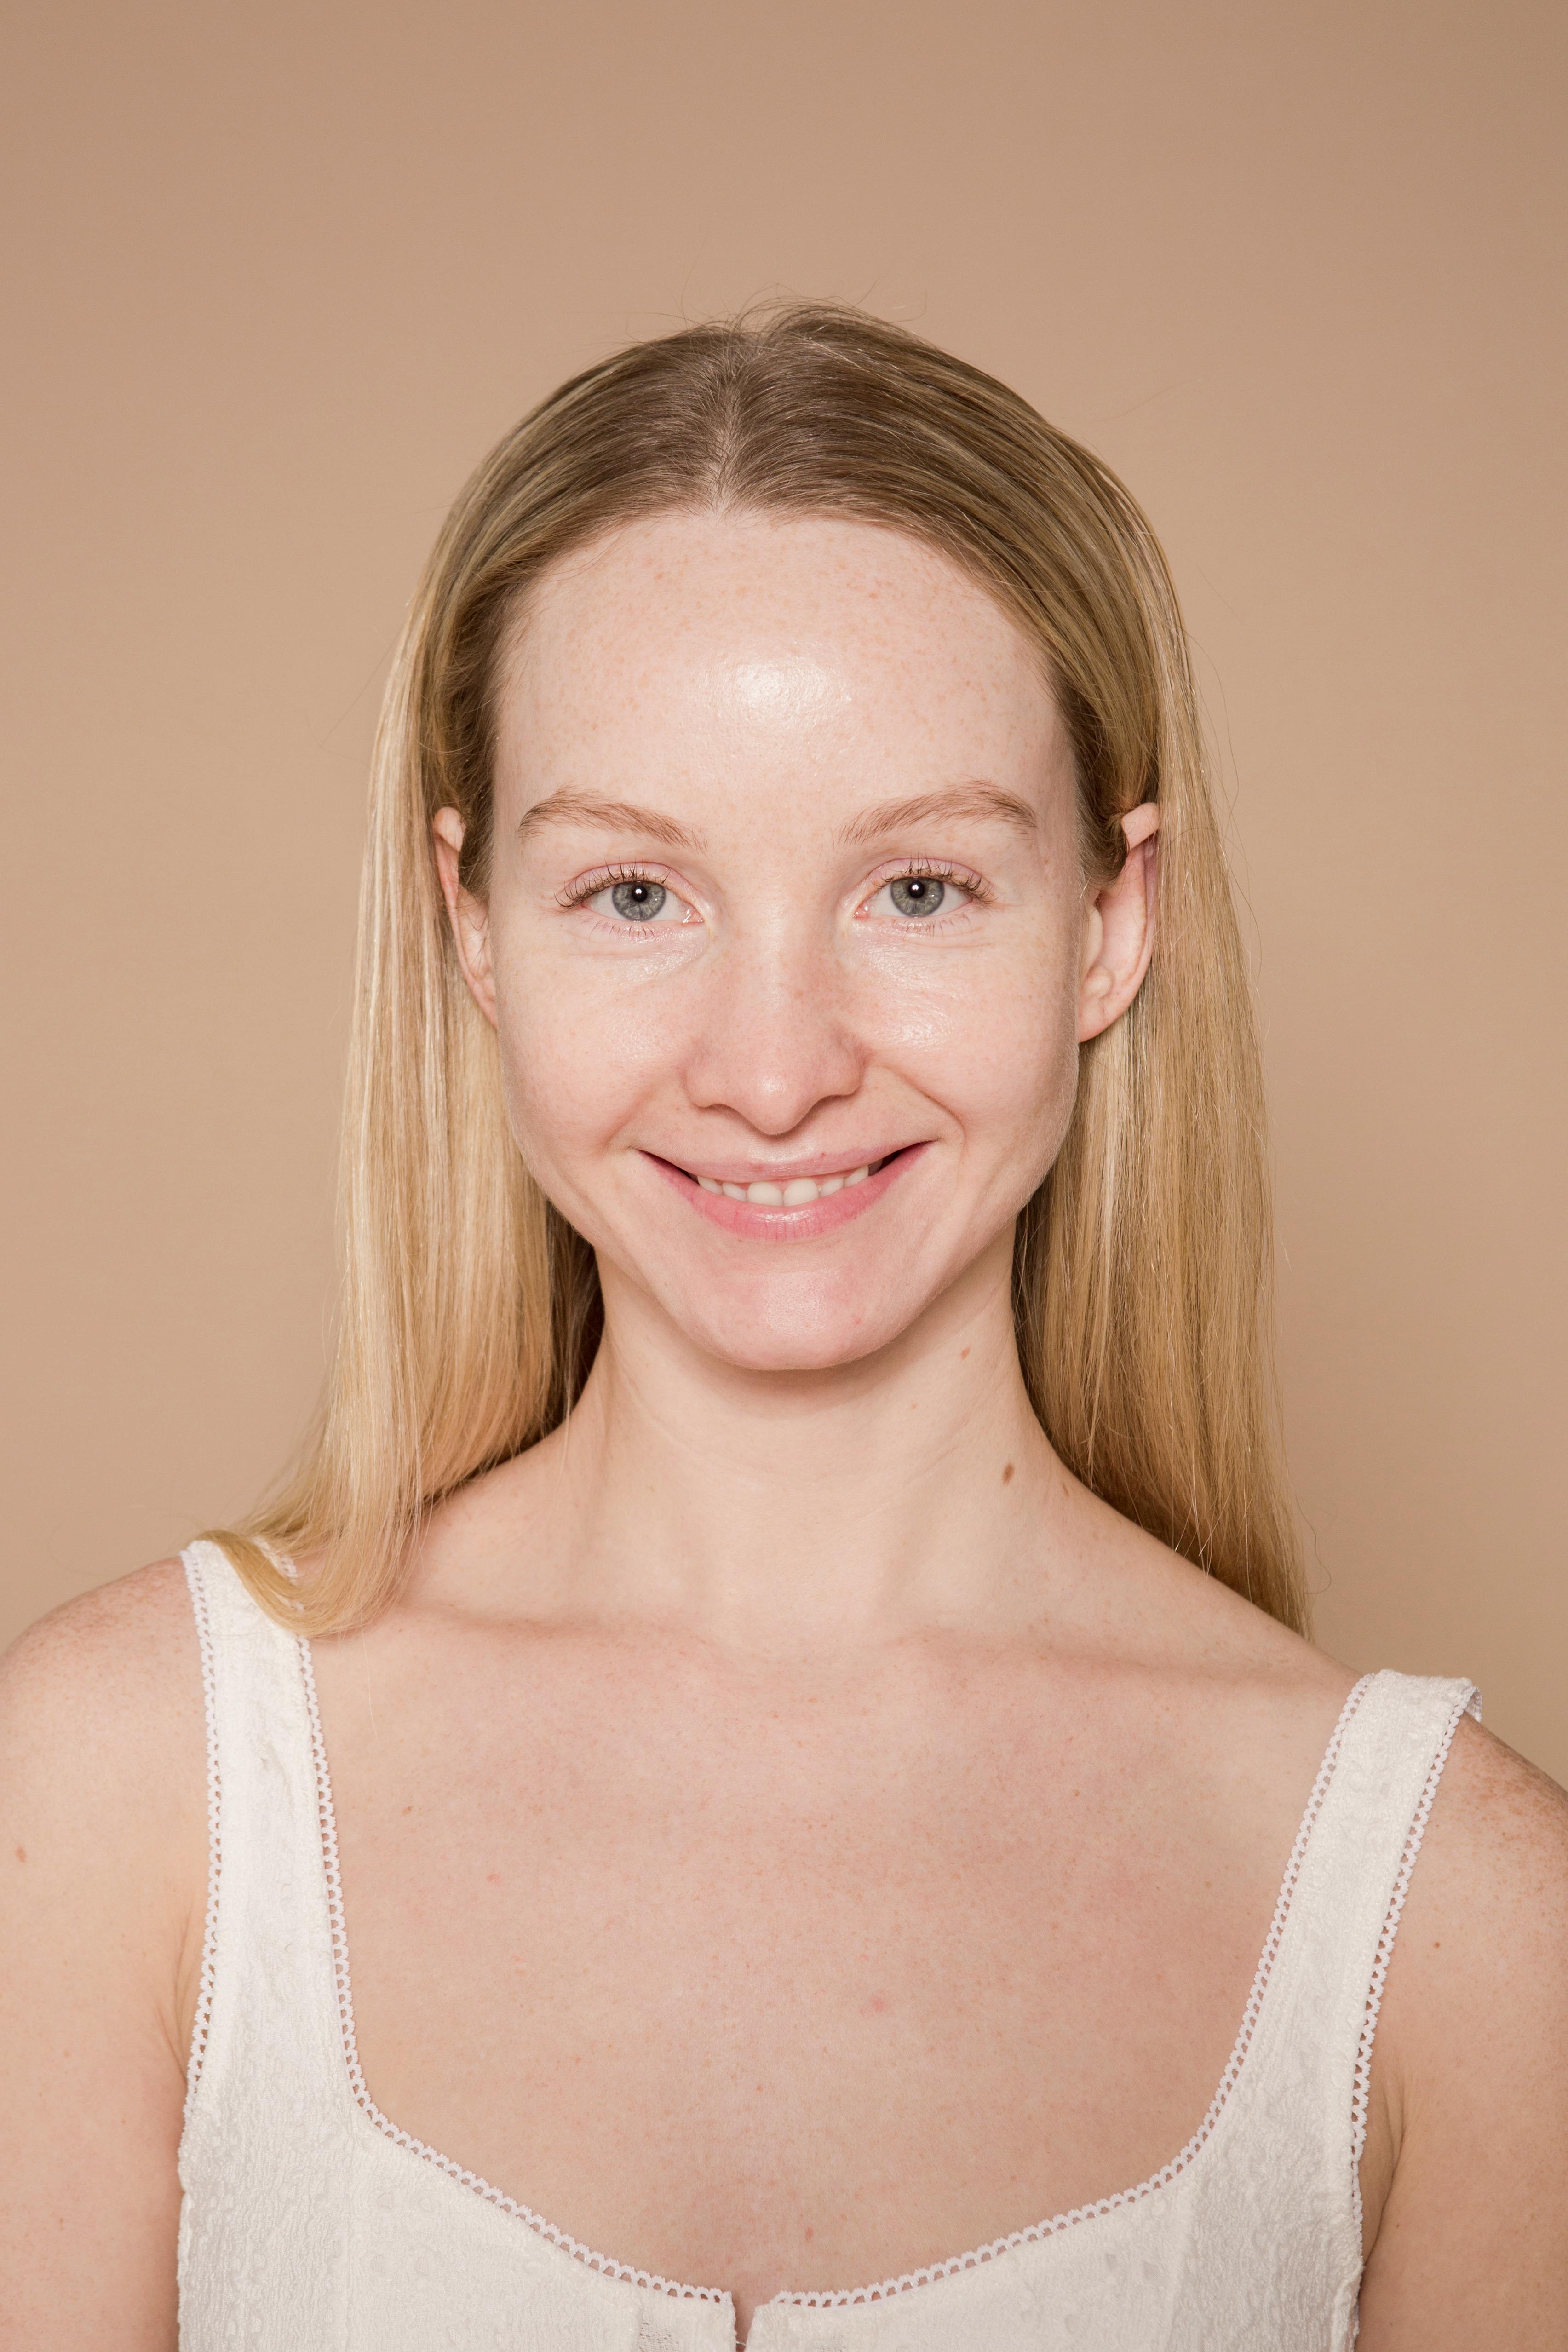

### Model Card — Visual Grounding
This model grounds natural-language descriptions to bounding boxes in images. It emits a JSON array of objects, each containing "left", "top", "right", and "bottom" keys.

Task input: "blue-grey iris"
[
  {"left": 611, "top": 880, "right": 667, "bottom": 921},
  {"left": 890, "top": 876, "right": 944, "bottom": 917}
]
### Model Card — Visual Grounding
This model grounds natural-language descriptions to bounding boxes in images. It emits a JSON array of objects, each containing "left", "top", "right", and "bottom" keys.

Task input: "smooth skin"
[{"left": 3, "top": 512, "right": 1565, "bottom": 2348}]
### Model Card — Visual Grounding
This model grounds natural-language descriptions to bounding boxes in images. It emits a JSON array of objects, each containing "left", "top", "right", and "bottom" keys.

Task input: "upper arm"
[
  {"left": 0, "top": 1562, "right": 207, "bottom": 2350},
  {"left": 1356, "top": 1714, "right": 1568, "bottom": 2349}
]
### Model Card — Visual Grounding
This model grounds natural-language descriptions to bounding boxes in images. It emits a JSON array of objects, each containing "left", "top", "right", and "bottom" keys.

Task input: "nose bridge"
[{"left": 687, "top": 907, "right": 862, "bottom": 1133}]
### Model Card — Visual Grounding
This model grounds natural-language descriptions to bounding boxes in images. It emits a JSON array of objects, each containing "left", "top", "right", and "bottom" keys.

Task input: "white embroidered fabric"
[{"left": 175, "top": 1540, "right": 1479, "bottom": 2352}]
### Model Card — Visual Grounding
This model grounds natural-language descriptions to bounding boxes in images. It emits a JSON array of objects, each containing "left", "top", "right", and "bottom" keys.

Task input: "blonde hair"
[{"left": 212, "top": 302, "right": 1306, "bottom": 1636}]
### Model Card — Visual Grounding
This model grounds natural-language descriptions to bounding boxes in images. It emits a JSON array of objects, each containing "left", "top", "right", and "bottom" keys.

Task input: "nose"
[{"left": 682, "top": 921, "right": 865, "bottom": 1137}]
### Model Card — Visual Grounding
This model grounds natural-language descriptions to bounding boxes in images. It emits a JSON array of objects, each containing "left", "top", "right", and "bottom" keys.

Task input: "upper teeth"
[{"left": 696, "top": 1162, "right": 877, "bottom": 1204}]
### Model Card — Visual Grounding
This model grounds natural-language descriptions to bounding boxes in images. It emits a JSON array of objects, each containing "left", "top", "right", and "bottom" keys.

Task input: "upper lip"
[{"left": 646, "top": 1145, "right": 918, "bottom": 1185}]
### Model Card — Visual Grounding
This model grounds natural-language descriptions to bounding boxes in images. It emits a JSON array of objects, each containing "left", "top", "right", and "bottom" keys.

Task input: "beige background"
[{"left": 3, "top": 1, "right": 1563, "bottom": 1779}]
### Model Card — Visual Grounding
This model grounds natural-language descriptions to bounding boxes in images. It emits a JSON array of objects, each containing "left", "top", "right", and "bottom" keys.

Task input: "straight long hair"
[{"left": 212, "top": 303, "right": 1306, "bottom": 1637}]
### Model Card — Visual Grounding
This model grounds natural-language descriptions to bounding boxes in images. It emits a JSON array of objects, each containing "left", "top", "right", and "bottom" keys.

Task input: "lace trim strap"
[{"left": 181, "top": 1544, "right": 224, "bottom": 2117}]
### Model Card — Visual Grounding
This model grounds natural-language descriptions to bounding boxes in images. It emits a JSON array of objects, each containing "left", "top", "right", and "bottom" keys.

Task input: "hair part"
[{"left": 208, "top": 299, "right": 1306, "bottom": 1636}]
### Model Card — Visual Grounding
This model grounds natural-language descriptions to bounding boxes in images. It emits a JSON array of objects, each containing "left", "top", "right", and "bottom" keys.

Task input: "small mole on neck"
[{"left": 1002, "top": 1462, "right": 1015, "bottom": 1484}]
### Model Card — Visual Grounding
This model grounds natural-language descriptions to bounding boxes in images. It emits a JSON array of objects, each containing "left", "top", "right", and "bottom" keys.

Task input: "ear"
[
  {"left": 431, "top": 808, "right": 499, "bottom": 1028},
  {"left": 1077, "top": 803, "right": 1160, "bottom": 1045}
]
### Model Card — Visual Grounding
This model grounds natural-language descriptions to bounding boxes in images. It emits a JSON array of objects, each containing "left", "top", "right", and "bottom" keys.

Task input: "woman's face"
[{"left": 436, "top": 510, "right": 1155, "bottom": 1375}]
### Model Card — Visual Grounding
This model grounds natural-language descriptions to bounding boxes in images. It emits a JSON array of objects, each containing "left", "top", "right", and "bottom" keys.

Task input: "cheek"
[
  {"left": 870, "top": 933, "right": 1081, "bottom": 1167},
  {"left": 956, "top": 1002, "right": 1079, "bottom": 1210},
  {"left": 488, "top": 941, "right": 675, "bottom": 1177}
]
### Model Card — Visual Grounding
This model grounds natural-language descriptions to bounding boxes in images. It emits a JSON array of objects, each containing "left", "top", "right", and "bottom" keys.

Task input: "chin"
[{"left": 673, "top": 1281, "right": 923, "bottom": 1379}]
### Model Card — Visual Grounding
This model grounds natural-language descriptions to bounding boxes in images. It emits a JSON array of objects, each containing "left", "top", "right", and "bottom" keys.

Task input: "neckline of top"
[{"left": 276, "top": 1582, "right": 1378, "bottom": 2316}]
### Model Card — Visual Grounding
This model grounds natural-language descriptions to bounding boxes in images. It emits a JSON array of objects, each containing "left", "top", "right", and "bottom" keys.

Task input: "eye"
[
  {"left": 861, "top": 866, "right": 982, "bottom": 923},
  {"left": 597, "top": 879, "right": 674, "bottom": 922},
  {"left": 877, "top": 875, "right": 947, "bottom": 919},
  {"left": 568, "top": 870, "right": 698, "bottom": 927}
]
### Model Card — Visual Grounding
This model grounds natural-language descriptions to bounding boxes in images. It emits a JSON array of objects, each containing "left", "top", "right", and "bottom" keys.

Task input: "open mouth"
[{"left": 688, "top": 1154, "right": 894, "bottom": 1207}]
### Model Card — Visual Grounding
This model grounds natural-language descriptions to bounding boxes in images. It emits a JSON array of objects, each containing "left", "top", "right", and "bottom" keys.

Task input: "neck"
[{"left": 525, "top": 1233, "right": 1071, "bottom": 1656}]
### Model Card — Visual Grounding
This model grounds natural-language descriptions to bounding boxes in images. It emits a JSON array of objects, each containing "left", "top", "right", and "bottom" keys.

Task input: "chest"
[{"left": 299, "top": 1626, "right": 1306, "bottom": 2314}]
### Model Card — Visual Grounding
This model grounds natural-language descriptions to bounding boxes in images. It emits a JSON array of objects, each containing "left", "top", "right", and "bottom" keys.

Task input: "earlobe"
[{"left": 431, "top": 807, "right": 499, "bottom": 1028}]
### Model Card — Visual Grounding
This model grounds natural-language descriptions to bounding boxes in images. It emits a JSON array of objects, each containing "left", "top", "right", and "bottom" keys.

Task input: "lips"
[{"left": 644, "top": 1144, "right": 924, "bottom": 1236}]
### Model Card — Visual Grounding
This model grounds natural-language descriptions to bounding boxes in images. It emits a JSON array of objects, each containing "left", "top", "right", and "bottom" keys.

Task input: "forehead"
[{"left": 493, "top": 510, "right": 1064, "bottom": 801}]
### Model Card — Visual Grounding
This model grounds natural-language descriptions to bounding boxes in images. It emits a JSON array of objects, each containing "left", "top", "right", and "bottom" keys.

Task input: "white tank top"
[{"left": 174, "top": 1538, "right": 1480, "bottom": 2352}]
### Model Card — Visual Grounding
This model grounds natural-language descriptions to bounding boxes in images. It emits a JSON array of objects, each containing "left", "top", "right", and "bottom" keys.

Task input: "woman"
[{"left": 2, "top": 305, "right": 1563, "bottom": 2350}]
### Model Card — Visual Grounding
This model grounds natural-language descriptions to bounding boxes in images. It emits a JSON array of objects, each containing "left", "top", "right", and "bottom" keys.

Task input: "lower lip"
[{"left": 645, "top": 1146, "right": 927, "bottom": 1240}]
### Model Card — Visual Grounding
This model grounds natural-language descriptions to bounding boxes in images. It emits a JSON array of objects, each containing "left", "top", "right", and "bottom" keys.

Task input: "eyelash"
[
  {"left": 555, "top": 862, "right": 676, "bottom": 911},
  {"left": 858, "top": 857, "right": 993, "bottom": 915},
  {"left": 555, "top": 857, "right": 994, "bottom": 923}
]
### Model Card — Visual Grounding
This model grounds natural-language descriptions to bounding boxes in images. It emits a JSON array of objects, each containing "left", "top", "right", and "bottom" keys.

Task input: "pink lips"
[{"left": 646, "top": 1146, "right": 926, "bottom": 1239}]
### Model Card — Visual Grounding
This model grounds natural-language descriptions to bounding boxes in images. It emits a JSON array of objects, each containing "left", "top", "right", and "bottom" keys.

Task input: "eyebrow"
[
  {"left": 516, "top": 780, "right": 1037, "bottom": 855},
  {"left": 836, "top": 784, "right": 1039, "bottom": 847},
  {"left": 516, "top": 790, "right": 706, "bottom": 854}
]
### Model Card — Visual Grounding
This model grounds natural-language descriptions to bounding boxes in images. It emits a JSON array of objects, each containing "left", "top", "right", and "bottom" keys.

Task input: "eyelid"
[
  {"left": 554, "top": 854, "right": 993, "bottom": 925},
  {"left": 856, "top": 857, "right": 995, "bottom": 909},
  {"left": 556, "top": 859, "right": 680, "bottom": 910}
]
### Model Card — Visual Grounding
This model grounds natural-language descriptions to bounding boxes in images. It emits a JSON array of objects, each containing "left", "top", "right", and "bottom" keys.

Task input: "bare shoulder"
[
  {"left": 0, "top": 1553, "right": 208, "bottom": 2026},
  {"left": 1392, "top": 1708, "right": 1568, "bottom": 2105},
  {"left": 1, "top": 1564, "right": 206, "bottom": 2339},
  {"left": 1388, "top": 1710, "right": 1568, "bottom": 2018},
  {"left": 1432, "top": 1706, "right": 1568, "bottom": 1850},
  {"left": 1, "top": 1556, "right": 203, "bottom": 1763},
  {"left": 0, "top": 1558, "right": 207, "bottom": 1882},
  {"left": 1355, "top": 1715, "right": 1568, "bottom": 2341}
]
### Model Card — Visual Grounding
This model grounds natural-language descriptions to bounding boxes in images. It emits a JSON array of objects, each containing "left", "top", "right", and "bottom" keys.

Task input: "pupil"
[
  {"left": 890, "top": 875, "right": 945, "bottom": 918},
  {"left": 611, "top": 880, "right": 666, "bottom": 922}
]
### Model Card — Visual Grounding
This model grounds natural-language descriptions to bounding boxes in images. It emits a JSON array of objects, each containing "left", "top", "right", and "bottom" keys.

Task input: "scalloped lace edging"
[
  {"left": 296, "top": 1637, "right": 729, "bottom": 2307},
  {"left": 182, "top": 1548, "right": 223, "bottom": 2119}
]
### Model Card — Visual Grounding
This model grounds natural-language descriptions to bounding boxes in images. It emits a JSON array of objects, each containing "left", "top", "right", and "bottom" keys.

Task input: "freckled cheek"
[
  {"left": 488, "top": 958, "right": 684, "bottom": 1173},
  {"left": 933, "top": 1015, "right": 1074, "bottom": 1178},
  {"left": 867, "top": 955, "right": 1079, "bottom": 1158}
]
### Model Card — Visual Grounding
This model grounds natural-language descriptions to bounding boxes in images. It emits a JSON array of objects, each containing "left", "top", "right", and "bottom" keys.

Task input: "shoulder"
[
  {"left": 1, "top": 1554, "right": 209, "bottom": 2040},
  {"left": 0, "top": 1562, "right": 207, "bottom": 2332},
  {"left": 1, "top": 1556, "right": 203, "bottom": 1754},
  {"left": 1355, "top": 1711, "right": 1568, "bottom": 2334},
  {"left": 1391, "top": 1707, "right": 1568, "bottom": 2013},
  {"left": 1440, "top": 1703, "right": 1568, "bottom": 1848},
  {"left": 1376, "top": 1700, "right": 1568, "bottom": 2150},
  {"left": 0, "top": 1558, "right": 207, "bottom": 1871}
]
